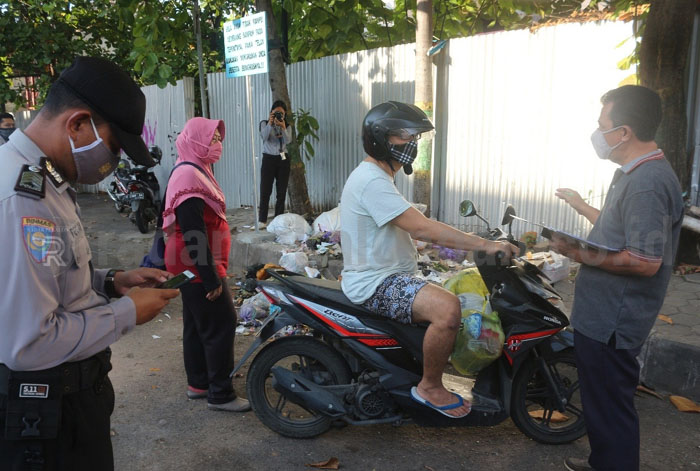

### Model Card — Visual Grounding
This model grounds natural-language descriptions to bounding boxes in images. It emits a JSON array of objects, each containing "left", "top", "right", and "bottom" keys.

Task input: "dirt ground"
[{"left": 78, "top": 194, "right": 700, "bottom": 471}]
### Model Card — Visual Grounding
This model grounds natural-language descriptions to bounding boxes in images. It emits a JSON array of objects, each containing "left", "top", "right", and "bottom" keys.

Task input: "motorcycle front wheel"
[
  {"left": 134, "top": 200, "right": 151, "bottom": 233},
  {"left": 246, "top": 336, "right": 351, "bottom": 438},
  {"left": 510, "top": 348, "right": 586, "bottom": 444}
]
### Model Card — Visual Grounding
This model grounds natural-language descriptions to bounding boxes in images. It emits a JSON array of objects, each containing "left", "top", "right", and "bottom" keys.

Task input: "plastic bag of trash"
[
  {"left": 267, "top": 213, "right": 312, "bottom": 245},
  {"left": 541, "top": 251, "right": 571, "bottom": 284},
  {"left": 279, "top": 251, "right": 309, "bottom": 274},
  {"left": 444, "top": 268, "right": 505, "bottom": 376},
  {"left": 312, "top": 207, "right": 340, "bottom": 233},
  {"left": 239, "top": 292, "right": 271, "bottom": 324}
]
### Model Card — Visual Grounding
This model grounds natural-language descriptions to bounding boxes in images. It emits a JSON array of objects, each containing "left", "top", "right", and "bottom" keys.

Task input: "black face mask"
[
  {"left": 388, "top": 140, "right": 418, "bottom": 166},
  {"left": 0, "top": 128, "right": 15, "bottom": 141}
]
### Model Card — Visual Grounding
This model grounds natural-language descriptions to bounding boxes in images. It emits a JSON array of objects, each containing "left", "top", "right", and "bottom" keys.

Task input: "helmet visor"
[{"left": 387, "top": 128, "right": 436, "bottom": 141}]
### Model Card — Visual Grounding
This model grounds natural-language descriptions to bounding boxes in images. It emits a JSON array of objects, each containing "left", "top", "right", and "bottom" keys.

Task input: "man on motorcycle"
[
  {"left": 340, "top": 101, "right": 518, "bottom": 418},
  {"left": 553, "top": 85, "right": 683, "bottom": 471}
]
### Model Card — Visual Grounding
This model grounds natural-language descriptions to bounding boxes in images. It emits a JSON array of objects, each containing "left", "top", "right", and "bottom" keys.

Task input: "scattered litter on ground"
[
  {"left": 528, "top": 409, "right": 569, "bottom": 422},
  {"left": 279, "top": 251, "right": 309, "bottom": 273},
  {"left": 164, "top": 313, "right": 171, "bottom": 319},
  {"left": 658, "top": 314, "right": 674, "bottom": 324},
  {"left": 669, "top": 395, "right": 700, "bottom": 413},
  {"left": 152, "top": 335, "right": 161, "bottom": 339},
  {"left": 636, "top": 385, "right": 663, "bottom": 400},
  {"left": 267, "top": 213, "right": 312, "bottom": 244},
  {"left": 306, "top": 457, "right": 340, "bottom": 469}
]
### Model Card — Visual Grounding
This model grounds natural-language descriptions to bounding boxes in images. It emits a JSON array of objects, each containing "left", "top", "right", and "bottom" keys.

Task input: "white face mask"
[{"left": 590, "top": 126, "right": 624, "bottom": 160}]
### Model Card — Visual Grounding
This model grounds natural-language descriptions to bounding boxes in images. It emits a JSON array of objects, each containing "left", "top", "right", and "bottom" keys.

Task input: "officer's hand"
[
  {"left": 127, "top": 287, "right": 180, "bottom": 325},
  {"left": 114, "top": 268, "right": 173, "bottom": 296},
  {"left": 484, "top": 240, "right": 519, "bottom": 260}
]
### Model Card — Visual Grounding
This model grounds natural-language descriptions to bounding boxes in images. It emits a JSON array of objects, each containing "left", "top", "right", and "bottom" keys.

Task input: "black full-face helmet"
[{"left": 362, "top": 101, "right": 434, "bottom": 165}]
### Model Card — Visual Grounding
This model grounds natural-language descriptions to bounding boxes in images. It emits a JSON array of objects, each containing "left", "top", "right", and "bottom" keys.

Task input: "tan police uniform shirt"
[{"left": 0, "top": 130, "right": 136, "bottom": 371}]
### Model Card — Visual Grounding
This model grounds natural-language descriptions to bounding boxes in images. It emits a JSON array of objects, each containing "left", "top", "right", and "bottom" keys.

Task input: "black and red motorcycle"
[{"left": 233, "top": 201, "right": 584, "bottom": 444}]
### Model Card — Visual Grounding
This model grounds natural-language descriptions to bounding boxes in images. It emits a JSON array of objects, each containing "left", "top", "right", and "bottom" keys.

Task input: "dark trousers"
[
  {"left": 0, "top": 360, "right": 115, "bottom": 470},
  {"left": 575, "top": 330, "right": 642, "bottom": 471},
  {"left": 181, "top": 278, "right": 237, "bottom": 404},
  {"left": 259, "top": 153, "right": 290, "bottom": 223}
]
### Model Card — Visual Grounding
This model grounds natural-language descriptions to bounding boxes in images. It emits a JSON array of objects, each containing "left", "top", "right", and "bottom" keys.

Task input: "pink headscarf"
[{"left": 162, "top": 117, "right": 227, "bottom": 231}]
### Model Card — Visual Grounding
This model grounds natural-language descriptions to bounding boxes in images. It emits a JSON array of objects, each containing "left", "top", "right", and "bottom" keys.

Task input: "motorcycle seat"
[{"left": 274, "top": 273, "right": 378, "bottom": 315}]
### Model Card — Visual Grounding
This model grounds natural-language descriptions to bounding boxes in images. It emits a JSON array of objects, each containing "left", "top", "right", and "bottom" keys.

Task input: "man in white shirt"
[{"left": 340, "top": 101, "right": 517, "bottom": 418}]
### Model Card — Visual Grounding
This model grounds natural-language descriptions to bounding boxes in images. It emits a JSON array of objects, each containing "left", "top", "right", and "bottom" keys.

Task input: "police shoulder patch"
[
  {"left": 14, "top": 162, "right": 46, "bottom": 199},
  {"left": 22, "top": 217, "right": 56, "bottom": 263}
]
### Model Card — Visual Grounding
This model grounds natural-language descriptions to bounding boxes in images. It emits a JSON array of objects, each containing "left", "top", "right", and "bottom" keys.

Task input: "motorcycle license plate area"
[{"left": 128, "top": 192, "right": 144, "bottom": 200}]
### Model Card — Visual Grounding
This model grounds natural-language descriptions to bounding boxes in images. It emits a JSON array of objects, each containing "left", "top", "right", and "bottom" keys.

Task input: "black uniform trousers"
[
  {"left": 0, "top": 356, "right": 115, "bottom": 471},
  {"left": 574, "top": 330, "right": 642, "bottom": 471},
  {"left": 259, "top": 153, "right": 290, "bottom": 223},
  {"left": 181, "top": 278, "right": 237, "bottom": 404}
]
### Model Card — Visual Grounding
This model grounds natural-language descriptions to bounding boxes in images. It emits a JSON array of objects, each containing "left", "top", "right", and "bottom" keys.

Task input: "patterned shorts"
[{"left": 361, "top": 273, "right": 427, "bottom": 324}]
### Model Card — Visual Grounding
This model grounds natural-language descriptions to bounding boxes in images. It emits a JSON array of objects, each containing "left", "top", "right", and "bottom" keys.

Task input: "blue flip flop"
[{"left": 410, "top": 386, "right": 471, "bottom": 419}]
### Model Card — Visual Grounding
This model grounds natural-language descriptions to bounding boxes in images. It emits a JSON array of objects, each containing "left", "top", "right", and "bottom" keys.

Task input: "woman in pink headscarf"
[{"left": 163, "top": 117, "right": 249, "bottom": 412}]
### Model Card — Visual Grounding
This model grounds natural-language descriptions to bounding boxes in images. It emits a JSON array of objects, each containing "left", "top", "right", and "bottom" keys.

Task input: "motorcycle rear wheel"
[
  {"left": 510, "top": 349, "right": 586, "bottom": 444},
  {"left": 134, "top": 200, "right": 151, "bottom": 233},
  {"left": 246, "top": 336, "right": 351, "bottom": 438}
]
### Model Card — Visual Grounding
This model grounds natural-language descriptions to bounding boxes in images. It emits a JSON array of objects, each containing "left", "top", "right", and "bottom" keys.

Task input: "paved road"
[{"left": 77, "top": 194, "right": 700, "bottom": 471}]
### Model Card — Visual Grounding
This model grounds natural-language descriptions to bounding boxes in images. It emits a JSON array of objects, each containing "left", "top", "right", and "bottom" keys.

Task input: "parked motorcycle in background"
[{"left": 107, "top": 146, "right": 163, "bottom": 233}]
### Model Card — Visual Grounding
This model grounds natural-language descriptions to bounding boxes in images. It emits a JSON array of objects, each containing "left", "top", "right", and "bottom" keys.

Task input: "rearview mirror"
[
  {"left": 459, "top": 200, "right": 477, "bottom": 217},
  {"left": 501, "top": 205, "right": 516, "bottom": 226}
]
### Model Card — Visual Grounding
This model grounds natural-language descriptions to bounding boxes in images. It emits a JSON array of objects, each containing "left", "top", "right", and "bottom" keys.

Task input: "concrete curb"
[{"left": 640, "top": 333, "right": 700, "bottom": 402}]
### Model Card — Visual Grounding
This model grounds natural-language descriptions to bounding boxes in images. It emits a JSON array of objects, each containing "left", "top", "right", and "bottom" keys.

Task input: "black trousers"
[
  {"left": 574, "top": 330, "right": 642, "bottom": 471},
  {"left": 181, "top": 278, "right": 237, "bottom": 404},
  {"left": 259, "top": 153, "right": 290, "bottom": 223},
  {"left": 0, "top": 360, "right": 115, "bottom": 470}
]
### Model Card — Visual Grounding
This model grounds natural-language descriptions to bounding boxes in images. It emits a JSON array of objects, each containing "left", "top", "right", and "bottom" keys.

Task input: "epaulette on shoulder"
[{"left": 14, "top": 158, "right": 46, "bottom": 199}]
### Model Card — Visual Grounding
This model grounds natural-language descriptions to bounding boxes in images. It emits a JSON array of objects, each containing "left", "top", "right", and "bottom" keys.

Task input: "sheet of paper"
[{"left": 540, "top": 227, "right": 622, "bottom": 253}]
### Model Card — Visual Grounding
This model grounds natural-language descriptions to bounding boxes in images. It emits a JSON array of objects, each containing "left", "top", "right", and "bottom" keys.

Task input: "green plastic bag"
[{"left": 444, "top": 268, "right": 505, "bottom": 376}]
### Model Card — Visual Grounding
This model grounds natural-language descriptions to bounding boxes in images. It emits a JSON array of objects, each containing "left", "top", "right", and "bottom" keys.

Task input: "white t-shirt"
[{"left": 340, "top": 161, "right": 418, "bottom": 303}]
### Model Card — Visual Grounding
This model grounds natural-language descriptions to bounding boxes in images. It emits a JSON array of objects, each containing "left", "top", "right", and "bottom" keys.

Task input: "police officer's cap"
[{"left": 57, "top": 57, "right": 155, "bottom": 167}]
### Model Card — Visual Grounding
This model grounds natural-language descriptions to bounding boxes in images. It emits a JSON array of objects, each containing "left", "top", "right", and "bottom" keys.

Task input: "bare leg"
[{"left": 411, "top": 283, "right": 471, "bottom": 417}]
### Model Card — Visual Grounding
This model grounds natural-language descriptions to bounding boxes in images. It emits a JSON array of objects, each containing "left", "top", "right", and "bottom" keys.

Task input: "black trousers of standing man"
[
  {"left": 181, "top": 278, "right": 237, "bottom": 404},
  {"left": 259, "top": 153, "right": 290, "bottom": 223},
  {"left": 575, "top": 330, "right": 643, "bottom": 471}
]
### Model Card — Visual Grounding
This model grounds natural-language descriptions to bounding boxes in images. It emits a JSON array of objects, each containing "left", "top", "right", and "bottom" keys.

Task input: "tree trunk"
[
  {"left": 413, "top": 0, "right": 434, "bottom": 216},
  {"left": 255, "top": 0, "right": 313, "bottom": 216},
  {"left": 639, "top": 0, "right": 696, "bottom": 189}
]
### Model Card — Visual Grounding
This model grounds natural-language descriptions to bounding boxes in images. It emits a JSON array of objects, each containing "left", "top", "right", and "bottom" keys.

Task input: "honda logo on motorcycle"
[{"left": 507, "top": 338, "right": 522, "bottom": 352}]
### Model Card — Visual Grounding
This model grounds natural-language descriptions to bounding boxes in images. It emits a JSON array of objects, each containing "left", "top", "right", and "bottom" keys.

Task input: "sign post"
[{"left": 224, "top": 12, "right": 268, "bottom": 231}]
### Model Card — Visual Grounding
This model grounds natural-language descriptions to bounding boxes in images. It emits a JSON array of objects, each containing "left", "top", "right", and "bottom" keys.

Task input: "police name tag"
[{"left": 19, "top": 383, "right": 50, "bottom": 399}]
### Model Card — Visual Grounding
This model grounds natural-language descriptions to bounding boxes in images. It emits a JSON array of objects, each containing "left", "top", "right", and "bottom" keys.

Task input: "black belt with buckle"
[
  {"left": 0, "top": 349, "right": 111, "bottom": 397},
  {"left": 1, "top": 350, "right": 111, "bottom": 441}
]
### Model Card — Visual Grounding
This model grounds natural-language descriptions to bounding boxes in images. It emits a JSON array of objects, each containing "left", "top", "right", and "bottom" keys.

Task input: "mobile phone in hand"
[{"left": 157, "top": 270, "right": 195, "bottom": 289}]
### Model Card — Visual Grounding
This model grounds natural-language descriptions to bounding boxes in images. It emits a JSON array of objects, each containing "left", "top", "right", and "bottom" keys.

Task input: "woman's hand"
[{"left": 206, "top": 285, "right": 223, "bottom": 301}]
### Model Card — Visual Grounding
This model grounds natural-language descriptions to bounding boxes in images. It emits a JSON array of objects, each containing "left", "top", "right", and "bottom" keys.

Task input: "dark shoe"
[
  {"left": 564, "top": 457, "right": 594, "bottom": 471},
  {"left": 207, "top": 397, "right": 251, "bottom": 412},
  {"left": 186, "top": 386, "right": 208, "bottom": 400}
]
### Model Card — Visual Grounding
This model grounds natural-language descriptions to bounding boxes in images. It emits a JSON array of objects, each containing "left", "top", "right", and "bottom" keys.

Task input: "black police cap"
[{"left": 57, "top": 57, "right": 154, "bottom": 167}]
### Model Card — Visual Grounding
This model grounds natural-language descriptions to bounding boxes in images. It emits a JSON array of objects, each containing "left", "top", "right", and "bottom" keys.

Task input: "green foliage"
[
  {"left": 0, "top": 0, "right": 247, "bottom": 107},
  {"left": 0, "top": 0, "right": 134, "bottom": 106},
  {"left": 1, "top": 0, "right": 648, "bottom": 108},
  {"left": 287, "top": 108, "right": 320, "bottom": 162}
]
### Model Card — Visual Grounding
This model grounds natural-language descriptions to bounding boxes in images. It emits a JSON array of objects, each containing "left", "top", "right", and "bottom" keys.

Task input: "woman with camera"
[{"left": 258, "top": 100, "right": 292, "bottom": 228}]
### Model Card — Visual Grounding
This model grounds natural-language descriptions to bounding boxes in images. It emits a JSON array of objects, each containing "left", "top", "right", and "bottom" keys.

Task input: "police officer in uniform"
[{"left": 0, "top": 57, "right": 180, "bottom": 470}]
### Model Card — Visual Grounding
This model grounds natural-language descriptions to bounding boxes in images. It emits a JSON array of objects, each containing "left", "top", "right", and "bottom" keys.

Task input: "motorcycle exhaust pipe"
[{"left": 271, "top": 367, "right": 347, "bottom": 417}]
